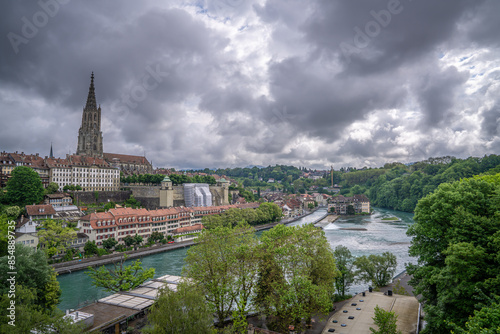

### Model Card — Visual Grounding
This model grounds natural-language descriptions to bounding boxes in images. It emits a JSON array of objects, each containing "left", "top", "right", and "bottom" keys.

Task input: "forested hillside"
[{"left": 342, "top": 155, "right": 500, "bottom": 213}]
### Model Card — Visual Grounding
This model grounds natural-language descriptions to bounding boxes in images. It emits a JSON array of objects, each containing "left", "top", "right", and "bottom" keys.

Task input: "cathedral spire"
[
  {"left": 85, "top": 72, "right": 97, "bottom": 111},
  {"left": 50, "top": 142, "right": 54, "bottom": 158},
  {"left": 77, "top": 72, "right": 103, "bottom": 157}
]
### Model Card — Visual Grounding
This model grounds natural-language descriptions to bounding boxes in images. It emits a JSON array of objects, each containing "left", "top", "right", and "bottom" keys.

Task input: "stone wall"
[
  {"left": 134, "top": 197, "right": 160, "bottom": 210},
  {"left": 129, "top": 185, "right": 161, "bottom": 198},
  {"left": 71, "top": 190, "right": 132, "bottom": 205}
]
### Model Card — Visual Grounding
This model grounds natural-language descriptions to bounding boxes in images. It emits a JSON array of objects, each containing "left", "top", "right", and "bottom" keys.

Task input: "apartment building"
[
  {"left": 328, "top": 194, "right": 371, "bottom": 214},
  {"left": 78, "top": 203, "right": 260, "bottom": 246}
]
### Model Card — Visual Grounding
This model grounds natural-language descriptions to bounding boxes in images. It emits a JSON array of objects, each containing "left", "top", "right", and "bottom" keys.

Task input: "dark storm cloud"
[
  {"left": 481, "top": 104, "right": 500, "bottom": 139},
  {"left": 414, "top": 65, "right": 468, "bottom": 128},
  {"left": 1, "top": 0, "right": 499, "bottom": 169}
]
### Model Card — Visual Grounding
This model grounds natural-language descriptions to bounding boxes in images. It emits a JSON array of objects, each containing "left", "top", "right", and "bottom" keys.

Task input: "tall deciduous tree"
[
  {"left": 45, "top": 182, "right": 59, "bottom": 195},
  {"left": 354, "top": 252, "right": 397, "bottom": 288},
  {"left": 406, "top": 174, "right": 500, "bottom": 333},
  {"left": 86, "top": 255, "right": 155, "bottom": 293},
  {"left": 333, "top": 245, "right": 355, "bottom": 298},
  {"left": 84, "top": 240, "right": 98, "bottom": 257},
  {"left": 102, "top": 237, "right": 118, "bottom": 251},
  {"left": 145, "top": 282, "right": 213, "bottom": 334},
  {"left": 37, "top": 219, "right": 77, "bottom": 258},
  {"left": 5, "top": 166, "right": 44, "bottom": 207},
  {"left": 256, "top": 224, "right": 338, "bottom": 333},
  {"left": 0, "top": 285, "right": 85, "bottom": 334},
  {"left": 0, "top": 244, "right": 61, "bottom": 311},
  {"left": 183, "top": 222, "right": 258, "bottom": 326}
]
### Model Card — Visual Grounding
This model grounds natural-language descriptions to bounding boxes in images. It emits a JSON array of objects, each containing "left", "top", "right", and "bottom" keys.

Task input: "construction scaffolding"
[{"left": 184, "top": 183, "right": 212, "bottom": 207}]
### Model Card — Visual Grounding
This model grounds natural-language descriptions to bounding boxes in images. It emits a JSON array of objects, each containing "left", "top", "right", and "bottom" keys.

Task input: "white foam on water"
[{"left": 323, "top": 223, "right": 340, "bottom": 230}]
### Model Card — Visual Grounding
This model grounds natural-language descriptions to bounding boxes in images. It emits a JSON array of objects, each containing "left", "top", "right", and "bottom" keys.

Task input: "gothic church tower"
[{"left": 77, "top": 72, "right": 103, "bottom": 157}]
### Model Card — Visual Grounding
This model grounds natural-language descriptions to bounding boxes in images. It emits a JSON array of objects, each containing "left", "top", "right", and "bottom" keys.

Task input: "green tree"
[
  {"left": 370, "top": 305, "right": 402, "bottom": 334},
  {"left": 333, "top": 245, "right": 355, "bottom": 299},
  {"left": 5, "top": 166, "right": 44, "bottom": 206},
  {"left": 183, "top": 223, "right": 259, "bottom": 326},
  {"left": 86, "top": 255, "right": 155, "bottom": 293},
  {"left": 37, "top": 219, "right": 77, "bottom": 258},
  {"left": 145, "top": 282, "right": 213, "bottom": 334},
  {"left": 63, "top": 248, "right": 75, "bottom": 261},
  {"left": 84, "top": 240, "right": 98, "bottom": 257},
  {"left": 123, "top": 235, "right": 135, "bottom": 248},
  {"left": 407, "top": 174, "right": 500, "bottom": 333},
  {"left": 45, "top": 182, "right": 59, "bottom": 195},
  {"left": 346, "top": 204, "right": 355, "bottom": 215},
  {"left": 133, "top": 233, "right": 143, "bottom": 249},
  {"left": 0, "top": 244, "right": 61, "bottom": 311},
  {"left": 354, "top": 252, "right": 397, "bottom": 288},
  {"left": 148, "top": 231, "right": 165, "bottom": 244},
  {"left": 0, "top": 284, "right": 85, "bottom": 334},
  {"left": 124, "top": 195, "right": 141, "bottom": 208},
  {"left": 103, "top": 201, "right": 116, "bottom": 210},
  {"left": 256, "top": 224, "right": 339, "bottom": 332},
  {"left": 450, "top": 300, "right": 500, "bottom": 334},
  {"left": 102, "top": 237, "right": 118, "bottom": 251},
  {"left": 4, "top": 205, "right": 21, "bottom": 219}
]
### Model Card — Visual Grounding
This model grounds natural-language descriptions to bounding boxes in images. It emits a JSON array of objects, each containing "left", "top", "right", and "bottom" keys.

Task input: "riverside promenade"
[{"left": 52, "top": 210, "right": 320, "bottom": 274}]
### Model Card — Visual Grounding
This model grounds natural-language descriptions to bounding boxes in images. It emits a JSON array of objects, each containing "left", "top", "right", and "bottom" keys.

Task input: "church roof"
[{"left": 103, "top": 152, "right": 151, "bottom": 165}]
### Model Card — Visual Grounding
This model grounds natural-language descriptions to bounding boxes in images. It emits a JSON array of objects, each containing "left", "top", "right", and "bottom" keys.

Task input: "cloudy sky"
[{"left": 1, "top": 0, "right": 499, "bottom": 170}]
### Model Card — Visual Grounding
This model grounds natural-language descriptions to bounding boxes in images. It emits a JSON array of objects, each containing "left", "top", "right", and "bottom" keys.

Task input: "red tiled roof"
[
  {"left": 103, "top": 153, "right": 151, "bottom": 165},
  {"left": 109, "top": 207, "right": 149, "bottom": 217},
  {"left": 26, "top": 205, "right": 56, "bottom": 216},
  {"left": 173, "top": 223, "right": 204, "bottom": 234},
  {"left": 67, "top": 155, "right": 110, "bottom": 167}
]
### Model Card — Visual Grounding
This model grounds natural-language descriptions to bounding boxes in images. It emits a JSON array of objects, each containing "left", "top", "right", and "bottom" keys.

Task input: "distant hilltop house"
[{"left": 328, "top": 194, "right": 371, "bottom": 214}]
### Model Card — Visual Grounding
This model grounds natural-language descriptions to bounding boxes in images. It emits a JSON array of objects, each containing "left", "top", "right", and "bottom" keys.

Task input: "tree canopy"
[
  {"left": 37, "top": 219, "right": 77, "bottom": 258},
  {"left": 183, "top": 222, "right": 339, "bottom": 333},
  {"left": 145, "top": 282, "right": 213, "bottom": 334},
  {"left": 370, "top": 305, "right": 402, "bottom": 334},
  {"left": 354, "top": 252, "right": 397, "bottom": 288},
  {"left": 407, "top": 173, "right": 500, "bottom": 333},
  {"left": 5, "top": 166, "right": 44, "bottom": 207},
  {"left": 0, "top": 244, "right": 61, "bottom": 311},
  {"left": 333, "top": 245, "right": 355, "bottom": 298},
  {"left": 202, "top": 203, "right": 282, "bottom": 229},
  {"left": 86, "top": 255, "right": 155, "bottom": 293}
]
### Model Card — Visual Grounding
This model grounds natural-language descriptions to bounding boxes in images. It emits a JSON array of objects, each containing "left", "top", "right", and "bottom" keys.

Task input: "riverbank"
[{"left": 52, "top": 210, "right": 320, "bottom": 274}]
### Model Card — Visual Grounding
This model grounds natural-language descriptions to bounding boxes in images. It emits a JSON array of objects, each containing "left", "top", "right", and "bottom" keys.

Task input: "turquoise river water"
[{"left": 57, "top": 208, "right": 415, "bottom": 311}]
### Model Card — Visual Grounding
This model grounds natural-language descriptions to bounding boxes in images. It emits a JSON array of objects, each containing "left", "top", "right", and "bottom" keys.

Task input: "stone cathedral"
[
  {"left": 76, "top": 73, "right": 153, "bottom": 175},
  {"left": 76, "top": 72, "right": 104, "bottom": 157}
]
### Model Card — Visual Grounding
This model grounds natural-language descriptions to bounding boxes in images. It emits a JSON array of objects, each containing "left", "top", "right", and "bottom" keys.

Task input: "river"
[{"left": 57, "top": 207, "right": 415, "bottom": 311}]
